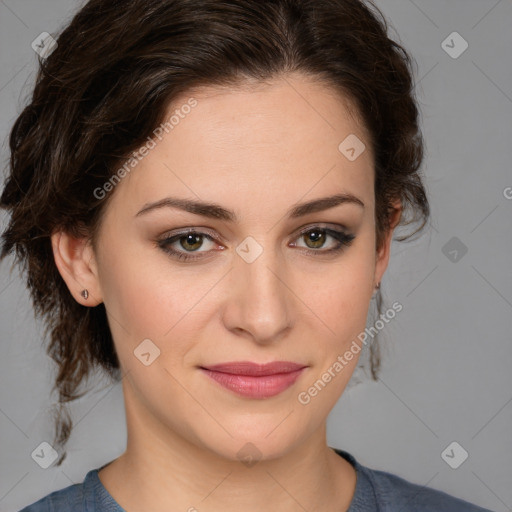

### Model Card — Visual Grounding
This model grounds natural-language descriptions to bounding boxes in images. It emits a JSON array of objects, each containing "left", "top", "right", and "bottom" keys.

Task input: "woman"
[{"left": 1, "top": 0, "right": 495, "bottom": 510}]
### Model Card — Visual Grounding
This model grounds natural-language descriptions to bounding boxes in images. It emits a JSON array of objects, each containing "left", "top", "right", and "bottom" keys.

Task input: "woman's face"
[{"left": 82, "top": 73, "right": 395, "bottom": 461}]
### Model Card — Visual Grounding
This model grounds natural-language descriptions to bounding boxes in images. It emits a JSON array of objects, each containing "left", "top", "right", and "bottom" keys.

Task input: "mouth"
[{"left": 199, "top": 361, "right": 308, "bottom": 399}]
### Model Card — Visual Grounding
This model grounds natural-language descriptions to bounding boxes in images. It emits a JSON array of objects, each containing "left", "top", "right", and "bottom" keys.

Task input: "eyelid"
[
  {"left": 159, "top": 227, "right": 225, "bottom": 246},
  {"left": 293, "top": 222, "right": 351, "bottom": 237}
]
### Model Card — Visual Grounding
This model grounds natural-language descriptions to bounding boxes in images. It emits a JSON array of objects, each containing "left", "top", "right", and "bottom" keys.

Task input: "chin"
[{"left": 194, "top": 419, "right": 308, "bottom": 464}]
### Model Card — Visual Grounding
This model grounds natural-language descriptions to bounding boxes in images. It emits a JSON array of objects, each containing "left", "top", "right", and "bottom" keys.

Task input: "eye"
[
  {"left": 157, "top": 229, "right": 221, "bottom": 261},
  {"left": 290, "top": 226, "right": 355, "bottom": 255}
]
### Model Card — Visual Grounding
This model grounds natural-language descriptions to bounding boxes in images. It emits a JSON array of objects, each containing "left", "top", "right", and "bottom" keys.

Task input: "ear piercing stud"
[{"left": 80, "top": 289, "right": 89, "bottom": 300}]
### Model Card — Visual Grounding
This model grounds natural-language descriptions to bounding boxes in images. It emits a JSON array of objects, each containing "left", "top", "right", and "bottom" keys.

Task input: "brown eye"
[
  {"left": 292, "top": 226, "right": 356, "bottom": 255},
  {"left": 179, "top": 233, "right": 204, "bottom": 251},
  {"left": 303, "top": 230, "right": 326, "bottom": 249},
  {"left": 158, "top": 230, "right": 219, "bottom": 261}
]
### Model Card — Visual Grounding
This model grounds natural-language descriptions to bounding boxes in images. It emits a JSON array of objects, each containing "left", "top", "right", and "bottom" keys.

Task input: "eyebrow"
[{"left": 135, "top": 193, "right": 364, "bottom": 221}]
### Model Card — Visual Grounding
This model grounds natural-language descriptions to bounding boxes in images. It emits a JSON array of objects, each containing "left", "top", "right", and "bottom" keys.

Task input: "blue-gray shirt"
[{"left": 19, "top": 449, "right": 494, "bottom": 511}]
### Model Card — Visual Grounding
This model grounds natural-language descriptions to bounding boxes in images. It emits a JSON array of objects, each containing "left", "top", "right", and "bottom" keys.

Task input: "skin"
[{"left": 52, "top": 72, "right": 401, "bottom": 512}]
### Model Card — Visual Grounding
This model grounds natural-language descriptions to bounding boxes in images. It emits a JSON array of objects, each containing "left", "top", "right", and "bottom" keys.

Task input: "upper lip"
[{"left": 200, "top": 361, "right": 307, "bottom": 376}]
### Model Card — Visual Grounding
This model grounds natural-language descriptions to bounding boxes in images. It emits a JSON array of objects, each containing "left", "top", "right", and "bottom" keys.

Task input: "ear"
[
  {"left": 373, "top": 200, "right": 402, "bottom": 288},
  {"left": 51, "top": 230, "right": 103, "bottom": 306}
]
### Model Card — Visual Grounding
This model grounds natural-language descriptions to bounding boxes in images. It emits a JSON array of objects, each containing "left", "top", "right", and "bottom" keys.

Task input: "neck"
[{"left": 98, "top": 383, "right": 357, "bottom": 512}]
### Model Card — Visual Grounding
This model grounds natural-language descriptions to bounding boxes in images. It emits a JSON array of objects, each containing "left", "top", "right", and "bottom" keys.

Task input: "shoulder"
[
  {"left": 18, "top": 468, "right": 117, "bottom": 512},
  {"left": 333, "top": 449, "right": 494, "bottom": 512},
  {"left": 18, "top": 481, "right": 84, "bottom": 512},
  {"left": 364, "top": 465, "right": 493, "bottom": 511}
]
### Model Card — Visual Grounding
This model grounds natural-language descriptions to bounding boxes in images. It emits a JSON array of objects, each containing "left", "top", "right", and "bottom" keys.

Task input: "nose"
[{"left": 221, "top": 242, "right": 292, "bottom": 345}]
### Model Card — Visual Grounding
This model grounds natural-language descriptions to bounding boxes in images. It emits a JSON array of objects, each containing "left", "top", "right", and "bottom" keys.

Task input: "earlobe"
[{"left": 50, "top": 230, "right": 103, "bottom": 306}]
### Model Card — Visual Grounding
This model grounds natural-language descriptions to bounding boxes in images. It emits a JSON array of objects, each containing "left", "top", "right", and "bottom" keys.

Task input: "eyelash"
[{"left": 157, "top": 226, "right": 356, "bottom": 262}]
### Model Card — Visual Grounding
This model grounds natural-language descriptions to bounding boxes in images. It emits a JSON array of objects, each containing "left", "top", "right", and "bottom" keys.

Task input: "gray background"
[{"left": 0, "top": 1, "right": 511, "bottom": 511}]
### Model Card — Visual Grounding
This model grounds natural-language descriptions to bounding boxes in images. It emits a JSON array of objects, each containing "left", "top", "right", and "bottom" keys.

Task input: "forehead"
[
  {"left": 179, "top": 74, "right": 370, "bottom": 149},
  {"left": 105, "top": 73, "right": 374, "bottom": 220}
]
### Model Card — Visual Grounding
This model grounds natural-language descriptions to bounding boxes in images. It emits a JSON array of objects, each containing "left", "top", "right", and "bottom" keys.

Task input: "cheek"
[
  {"left": 303, "top": 236, "right": 375, "bottom": 343},
  {"left": 95, "top": 237, "right": 171, "bottom": 342},
  {"left": 97, "top": 240, "right": 218, "bottom": 362}
]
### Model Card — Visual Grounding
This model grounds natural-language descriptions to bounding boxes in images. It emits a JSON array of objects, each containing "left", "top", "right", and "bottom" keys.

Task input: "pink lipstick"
[{"left": 200, "top": 361, "right": 307, "bottom": 399}]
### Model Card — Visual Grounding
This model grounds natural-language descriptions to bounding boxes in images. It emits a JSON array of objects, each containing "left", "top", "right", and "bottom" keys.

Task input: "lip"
[
  {"left": 202, "top": 361, "right": 307, "bottom": 376},
  {"left": 200, "top": 361, "right": 308, "bottom": 399}
]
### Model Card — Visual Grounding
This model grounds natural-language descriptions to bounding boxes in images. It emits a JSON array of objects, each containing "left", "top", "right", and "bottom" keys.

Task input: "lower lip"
[{"left": 200, "top": 368, "right": 306, "bottom": 399}]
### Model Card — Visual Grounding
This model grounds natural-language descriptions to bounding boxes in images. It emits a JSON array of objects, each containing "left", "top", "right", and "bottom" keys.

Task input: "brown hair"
[{"left": 1, "top": 0, "right": 429, "bottom": 465}]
